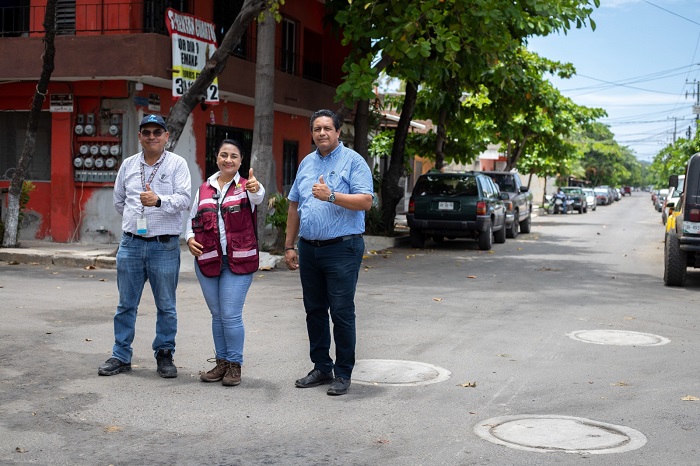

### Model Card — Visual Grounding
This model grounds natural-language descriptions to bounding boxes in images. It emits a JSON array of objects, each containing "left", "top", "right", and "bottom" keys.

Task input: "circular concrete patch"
[
  {"left": 474, "top": 415, "right": 647, "bottom": 454},
  {"left": 352, "top": 359, "right": 451, "bottom": 386},
  {"left": 567, "top": 330, "right": 670, "bottom": 346}
]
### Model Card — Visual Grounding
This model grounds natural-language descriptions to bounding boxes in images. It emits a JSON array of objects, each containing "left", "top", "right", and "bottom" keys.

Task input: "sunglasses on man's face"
[{"left": 140, "top": 129, "right": 165, "bottom": 137}]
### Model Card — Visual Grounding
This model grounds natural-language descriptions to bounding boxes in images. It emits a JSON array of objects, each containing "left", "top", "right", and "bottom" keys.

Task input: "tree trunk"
[
  {"left": 354, "top": 99, "right": 370, "bottom": 164},
  {"left": 166, "top": 0, "right": 273, "bottom": 150},
  {"left": 434, "top": 107, "right": 447, "bottom": 170},
  {"left": 379, "top": 81, "right": 418, "bottom": 235},
  {"left": 3, "top": 0, "right": 57, "bottom": 248},
  {"left": 250, "top": 10, "right": 276, "bottom": 249}
]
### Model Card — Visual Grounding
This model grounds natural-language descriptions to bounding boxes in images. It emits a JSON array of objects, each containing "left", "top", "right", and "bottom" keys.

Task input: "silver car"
[{"left": 582, "top": 188, "right": 597, "bottom": 211}]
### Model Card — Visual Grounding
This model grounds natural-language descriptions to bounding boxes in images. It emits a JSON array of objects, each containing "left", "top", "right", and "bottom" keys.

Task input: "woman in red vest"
[{"left": 185, "top": 139, "right": 265, "bottom": 386}]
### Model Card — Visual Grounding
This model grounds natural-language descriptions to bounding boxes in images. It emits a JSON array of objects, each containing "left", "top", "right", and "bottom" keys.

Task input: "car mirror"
[
  {"left": 667, "top": 202, "right": 675, "bottom": 209},
  {"left": 519, "top": 186, "right": 529, "bottom": 192}
]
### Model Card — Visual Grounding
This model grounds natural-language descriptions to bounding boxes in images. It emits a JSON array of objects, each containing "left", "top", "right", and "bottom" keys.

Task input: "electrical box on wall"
[{"left": 74, "top": 107, "right": 124, "bottom": 183}]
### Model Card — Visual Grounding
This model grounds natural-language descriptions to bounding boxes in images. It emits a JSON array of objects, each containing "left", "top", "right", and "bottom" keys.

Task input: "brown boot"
[
  {"left": 200, "top": 358, "right": 227, "bottom": 383},
  {"left": 222, "top": 362, "right": 241, "bottom": 386}
]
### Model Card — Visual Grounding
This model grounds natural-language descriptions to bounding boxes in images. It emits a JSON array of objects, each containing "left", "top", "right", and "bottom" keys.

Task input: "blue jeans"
[
  {"left": 194, "top": 258, "right": 253, "bottom": 364},
  {"left": 298, "top": 236, "right": 364, "bottom": 379},
  {"left": 112, "top": 233, "right": 181, "bottom": 363}
]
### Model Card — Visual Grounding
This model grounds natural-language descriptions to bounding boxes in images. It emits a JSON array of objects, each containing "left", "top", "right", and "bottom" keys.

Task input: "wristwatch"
[
  {"left": 328, "top": 191, "right": 336, "bottom": 203},
  {"left": 155, "top": 197, "right": 162, "bottom": 207}
]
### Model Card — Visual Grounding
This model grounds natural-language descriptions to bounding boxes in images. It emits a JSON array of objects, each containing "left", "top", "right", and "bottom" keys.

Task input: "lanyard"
[{"left": 139, "top": 151, "right": 166, "bottom": 215}]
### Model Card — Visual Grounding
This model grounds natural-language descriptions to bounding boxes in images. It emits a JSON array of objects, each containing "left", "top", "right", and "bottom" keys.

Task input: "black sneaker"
[
  {"left": 156, "top": 349, "right": 177, "bottom": 378},
  {"left": 98, "top": 357, "right": 131, "bottom": 376},
  {"left": 295, "top": 369, "right": 333, "bottom": 388},
  {"left": 327, "top": 377, "right": 351, "bottom": 396}
]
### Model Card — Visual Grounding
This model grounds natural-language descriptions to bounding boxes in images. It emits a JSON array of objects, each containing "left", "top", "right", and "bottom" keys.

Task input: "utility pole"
[
  {"left": 687, "top": 80, "right": 700, "bottom": 133},
  {"left": 669, "top": 116, "right": 677, "bottom": 143}
]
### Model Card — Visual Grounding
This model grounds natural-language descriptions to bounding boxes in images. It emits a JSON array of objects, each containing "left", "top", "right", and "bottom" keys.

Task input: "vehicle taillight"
[
  {"left": 408, "top": 198, "right": 415, "bottom": 214},
  {"left": 689, "top": 207, "right": 700, "bottom": 222},
  {"left": 476, "top": 201, "right": 487, "bottom": 215}
]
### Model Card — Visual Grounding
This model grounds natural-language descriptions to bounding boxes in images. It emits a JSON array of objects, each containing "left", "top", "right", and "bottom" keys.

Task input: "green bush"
[{"left": 265, "top": 193, "right": 288, "bottom": 253}]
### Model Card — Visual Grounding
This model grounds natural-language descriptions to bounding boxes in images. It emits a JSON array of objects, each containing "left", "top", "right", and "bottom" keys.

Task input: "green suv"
[{"left": 407, "top": 172, "right": 508, "bottom": 250}]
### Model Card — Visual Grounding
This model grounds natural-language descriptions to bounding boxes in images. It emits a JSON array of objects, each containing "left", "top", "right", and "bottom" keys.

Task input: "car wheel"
[
  {"left": 409, "top": 229, "right": 425, "bottom": 248},
  {"left": 519, "top": 214, "right": 531, "bottom": 234},
  {"left": 494, "top": 220, "right": 506, "bottom": 244},
  {"left": 593, "top": 204, "right": 596, "bottom": 211},
  {"left": 432, "top": 235, "right": 444, "bottom": 243},
  {"left": 506, "top": 216, "right": 519, "bottom": 239},
  {"left": 478, "top": 222, "right": 493, "bottom": 250},
  {"left": 664, "top": 231, "right": 687, "bottom": 286}
]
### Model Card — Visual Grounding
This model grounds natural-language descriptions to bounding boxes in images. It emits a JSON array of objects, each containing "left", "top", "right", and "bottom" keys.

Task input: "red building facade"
[{"left": 0, "top": 0, "right": 347, "bottom": 243}]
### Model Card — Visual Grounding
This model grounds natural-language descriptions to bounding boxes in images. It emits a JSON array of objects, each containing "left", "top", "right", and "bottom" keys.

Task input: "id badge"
[{"left": 136, "top": 217, "right": 148, "bottom": 235}]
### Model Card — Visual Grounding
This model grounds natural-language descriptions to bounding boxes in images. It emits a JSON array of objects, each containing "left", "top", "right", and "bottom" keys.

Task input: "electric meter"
[
  {"left": 83, "top": 156, "right": 94, "bottom": 169},
  {"left": 73, "top": 157, "right": 84, "bottom": 168},
  {"left": 79, "top": 144, "right": 89, "bottom": 155},
  {"left": 105, "top": 157, "right": 117, "bottom": 169},
  {"left": 89, "top": 145, "right": 100, "bottom": 155},
  {"left": 94, "top": 157, "right": 105, "bottom": 169},
  {"left": 100, "top": 145, "right": 110, "bottom": 156},
  {"left": 109, "top": 145, "right": 121, "bottom": 156}
]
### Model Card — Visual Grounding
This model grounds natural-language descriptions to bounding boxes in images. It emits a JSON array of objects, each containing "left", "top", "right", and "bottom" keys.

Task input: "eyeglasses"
[{"left": 140, "top": 129, "right": 165, "bottom": 137}]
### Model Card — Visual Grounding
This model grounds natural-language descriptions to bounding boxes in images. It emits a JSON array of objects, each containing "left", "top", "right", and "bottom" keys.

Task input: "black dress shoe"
[
  {"left": 98, "top": 357, "right": 131, "bottom": 376},
  {"left": 295, "top": 369, "right": 333, "bottom": 388},
  {"left": 327, "top": 377, "right": 351, "bottom": 396}
]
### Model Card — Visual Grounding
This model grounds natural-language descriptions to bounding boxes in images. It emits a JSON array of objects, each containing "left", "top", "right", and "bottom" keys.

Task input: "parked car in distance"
[
  {"left": 655, "top": 188, "right": 669, "bottom": 212},
  {"left": 664, "top": 156, "right": 700, "bottom": 286},
  {"left": 594, "top": 186, "right": 613, "bottom": 205},
  {"left": 560, "top": 187, "right": 588, "bottom": 214},
  {"left": 582, "top": 187, "right": 597, "bottom": 211},
  {"left": 480, "top": 170, "right": 533, "bottom": 239},
  {"left": 407, "top": 171, "right": 508, "bottom": 250},
  {"left": 663, "top": 175, "right": 685, "bottom": 227},
  {"left": 622, "top": 186, "right": 632, "bottom": 196}
]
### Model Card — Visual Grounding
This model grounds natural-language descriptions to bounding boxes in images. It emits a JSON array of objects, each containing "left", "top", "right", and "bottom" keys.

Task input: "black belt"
[
  {"left": 124, "top": 232, "right": 177, "bottom": 242},
  {"left": 299, "top": 234, "right": 362, "bottom": 247}
]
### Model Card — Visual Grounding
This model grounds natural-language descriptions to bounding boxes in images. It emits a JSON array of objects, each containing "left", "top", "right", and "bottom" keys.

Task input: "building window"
[
  {"left": 205, "top": 124, "right": 253, "bottom": 180},
  {"left": 55, "top": 0, "right": 75, "bottom": 35},
  {"left": 302, "top": 28, "right": 322, "bottom": 82},
  {"left": 213, "top": 0, "right": 251, "bottom": 59},
  {"left": 0, "top": 0, "right": 29, "bottom": 37},
  {"left": 143, "top": 0, "right": 190, "bottom": 34},
  {"left": 281, "top": 18, "right": 297, "bottom": 75},
  {"left": 282, "top": 140, "right": 298, "bottom": 194},
  {"left": 0, "top": 111, "right": 51, "bottom": 181}
]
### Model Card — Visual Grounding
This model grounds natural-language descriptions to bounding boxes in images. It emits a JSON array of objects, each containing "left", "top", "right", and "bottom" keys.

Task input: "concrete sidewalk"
[{"left": 0, "top": 234, "right": 409, "bottom": 270}]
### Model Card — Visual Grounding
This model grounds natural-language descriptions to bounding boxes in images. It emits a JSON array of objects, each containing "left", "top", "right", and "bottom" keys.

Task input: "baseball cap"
[{"left": 139, "top": 114, "right": 168, "bottom": 131}]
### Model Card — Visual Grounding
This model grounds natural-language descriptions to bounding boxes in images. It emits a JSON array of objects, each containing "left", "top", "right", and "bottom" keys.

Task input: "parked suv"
[
  {"left": 560, "top": 186, "right": 588, "bottom": 214},
  {"left": 480, "top": 171, "right": 533, "bottom": 238},
  {"left": 407, "top": 172, "right": 508, "bottom": 250},
  {"left": 664, "top": 153, "right": 700, "bottom": 286}
]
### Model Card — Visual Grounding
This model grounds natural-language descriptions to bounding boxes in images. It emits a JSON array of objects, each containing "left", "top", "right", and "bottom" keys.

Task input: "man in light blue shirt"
[{"left": 285, "top": 109, "right": 373, "bottom": 396}]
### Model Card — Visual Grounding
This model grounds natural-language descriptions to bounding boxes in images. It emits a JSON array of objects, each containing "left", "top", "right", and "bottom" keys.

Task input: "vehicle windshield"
[
  {"left": 488, "top": 174, "right": 517, "bottom": 193},
  {"left": 413, "top": 175, "right": 478, "bottom": 197}
]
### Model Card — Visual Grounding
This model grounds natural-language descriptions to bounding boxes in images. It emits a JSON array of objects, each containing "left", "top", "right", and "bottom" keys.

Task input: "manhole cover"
[
  {"left": 474, "top": 415, "right": 647, "bottom": 454},
  {"left": 567, "top": 330, "right": 670, "bottom": 346},
  {"left": 352, "top": 359, "right": 451, "bottom": 386}
]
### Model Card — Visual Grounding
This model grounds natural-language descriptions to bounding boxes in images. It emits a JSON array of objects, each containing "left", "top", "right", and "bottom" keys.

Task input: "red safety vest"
[{"left": 192, "top": 178, "right": 258, "bottom": 277}]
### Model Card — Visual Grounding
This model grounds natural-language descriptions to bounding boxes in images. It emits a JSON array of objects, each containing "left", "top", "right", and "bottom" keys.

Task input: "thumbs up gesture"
[
  {"left": 245, "top": 167, "right": 260, "bottom": 193},
  {"left": 312, "top": 175, "right": 330, "bottom": 201},
  {"left": 140, "top": 183, "right": 159, "bottom": 206}
]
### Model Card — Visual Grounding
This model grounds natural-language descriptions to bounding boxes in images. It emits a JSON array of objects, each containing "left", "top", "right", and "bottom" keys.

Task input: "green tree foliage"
[
  {"left": 576, "top": 122, "right": 644, "bottom": 187},
  {"left": 327, "top": 0, "right": 601, "bottom": 234},
  {"left": 649, "top": 132, "right": 700, "bottom": 187}
]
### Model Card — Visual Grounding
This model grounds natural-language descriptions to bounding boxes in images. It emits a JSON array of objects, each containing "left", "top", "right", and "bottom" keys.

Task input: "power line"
[{"left": 643, "top": 1, "right": 700, "bottom": 28}]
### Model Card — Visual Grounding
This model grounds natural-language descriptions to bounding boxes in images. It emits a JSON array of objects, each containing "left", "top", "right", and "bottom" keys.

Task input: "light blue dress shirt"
[{"left": 288, "top": 142, "right": 373, "bottom": 241}]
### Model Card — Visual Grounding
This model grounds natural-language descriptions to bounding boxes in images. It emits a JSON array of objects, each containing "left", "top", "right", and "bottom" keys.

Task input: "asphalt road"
[{"left": 1, "top": 194, "right": 698, "bottom": 465}]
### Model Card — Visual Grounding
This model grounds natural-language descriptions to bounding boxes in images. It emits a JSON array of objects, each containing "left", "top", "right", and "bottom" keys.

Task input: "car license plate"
[
  {"left": 438, "top": 201, "right": 454, "bottom": 210},
  {"left": 683, "top": 221, "right": 700, "bottom": 234}
]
